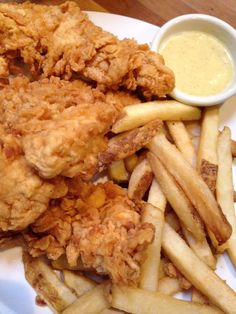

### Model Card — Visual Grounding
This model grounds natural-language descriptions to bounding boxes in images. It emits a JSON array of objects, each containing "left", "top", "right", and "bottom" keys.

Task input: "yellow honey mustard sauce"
[{"left": 160, "top": 31, "right": 234, "bottom": 96}]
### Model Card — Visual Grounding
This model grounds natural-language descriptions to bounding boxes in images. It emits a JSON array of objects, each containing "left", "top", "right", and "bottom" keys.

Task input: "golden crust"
[
  {"left": 0, "top": 1, "right": 174, "bottom": 97},
  {"left": 24, "top": 181, "right": 154, "bottom": 284}
]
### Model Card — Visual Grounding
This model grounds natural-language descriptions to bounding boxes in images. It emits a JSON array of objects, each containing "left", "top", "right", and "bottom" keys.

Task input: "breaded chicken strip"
[
  {"left": 0, "top": 76, "right": 122, "bottom": 179},
  {"left": 0, "top": 1, "right": 174, "bottom": 97},
  {"left": 0, "top": 128, "right": 68, "bottom": 231},
  {"left": 23, "top": 181, "right": 154, "bottom": 284}
]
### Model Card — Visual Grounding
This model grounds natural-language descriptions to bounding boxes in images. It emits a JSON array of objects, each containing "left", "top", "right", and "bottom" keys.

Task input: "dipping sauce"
[{"left": 160, "top": 31, "right": 234, "bottom": 96}]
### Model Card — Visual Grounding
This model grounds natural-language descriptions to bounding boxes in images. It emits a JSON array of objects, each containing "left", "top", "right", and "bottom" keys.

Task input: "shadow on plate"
[
  {"left": 220, "top": 95, "right": 236, "bottom": 128},
  {"left": 0, "top": 279, "right": 34, "bottom": 314}
]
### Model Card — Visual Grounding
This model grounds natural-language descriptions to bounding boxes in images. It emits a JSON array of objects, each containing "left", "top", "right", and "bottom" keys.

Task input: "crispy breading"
[
  {"left": 0, "top": 76, "right": 122, "bottom": 179},
  {"left": 0, "top": 1, "right": 174, "bottom": 97},
  {"left": 23, "top": 181, "right": 154, "bottom": 284},
  {"left": 0, "top": 128, "right": 68, "bottom": 231},
  {"left": 0, "top": 231, "right": 23, "bottom": 249},
  {"left": 0, "top": 56, "right": 8, "bottom": 77}
]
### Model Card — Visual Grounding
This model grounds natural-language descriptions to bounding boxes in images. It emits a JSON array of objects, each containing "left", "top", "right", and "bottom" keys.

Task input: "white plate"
[{"left": 0, "top": 12, "right": 235, "bottom": 314}]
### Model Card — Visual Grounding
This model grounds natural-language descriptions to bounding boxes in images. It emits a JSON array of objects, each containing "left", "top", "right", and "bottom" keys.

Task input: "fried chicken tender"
[
  {"left": 0, "top": 231, "right": 23, "bottom": 250},
  {"left": 0, "top": 56, "right": 8, "bottom": 77},
  {"left": 0, "top": 128, "right": 68, "bottom": 231},
  {"left": 0, "top": 1, "right": 174, "bottom": 97},
  {"left": 0, "top": 76, "right": 122, "bottom": 179},
  {"left": 24, "top": 181, "right": 154, "bottom": 284}
]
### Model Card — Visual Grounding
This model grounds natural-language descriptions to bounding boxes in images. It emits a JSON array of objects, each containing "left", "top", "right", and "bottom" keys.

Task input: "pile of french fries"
[{"left": 22, "top": 100, "right": 236, "bottom": 314}]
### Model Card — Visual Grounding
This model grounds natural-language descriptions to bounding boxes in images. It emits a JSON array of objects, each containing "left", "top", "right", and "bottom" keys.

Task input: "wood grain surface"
[
  {"left": 33, "top": 0, "right": 236, "bottom": 28},
  {"left": 93, "top": 0, "right": 236, "bottom": 28}
]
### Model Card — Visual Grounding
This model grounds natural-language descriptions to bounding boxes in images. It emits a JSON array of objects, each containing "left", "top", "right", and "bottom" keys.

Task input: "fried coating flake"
[
  {"left": 0, "top": 76, "right": 122, "bottom": 179},
  {"left": 24, "top": 181, "right": 154, "bottom": 284},
  {"left": 0, "top": 1, "right": 174, "bottom": 97},
  {"left": 0, "top": 128, "right": 68, "bottom": 231}
]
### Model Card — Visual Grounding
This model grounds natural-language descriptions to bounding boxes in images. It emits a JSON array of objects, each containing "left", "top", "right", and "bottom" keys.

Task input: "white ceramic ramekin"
[{"left": 151, "top": 14, "right": 236, "bottom": 106}]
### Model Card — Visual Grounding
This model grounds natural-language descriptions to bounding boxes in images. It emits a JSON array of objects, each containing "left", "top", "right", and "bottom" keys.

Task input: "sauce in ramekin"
[{"left": 160, "top": 31, "right": 234, "bottom": 96}]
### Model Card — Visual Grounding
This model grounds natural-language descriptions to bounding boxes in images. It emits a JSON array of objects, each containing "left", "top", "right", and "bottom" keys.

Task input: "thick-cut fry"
[
  {"left": 139, "top": 179, "right": 166, "bottom": 290},
  {"left": 128, "top": 159, "right": 153, "bottom": 200},
  {"left": 98, "top": 119, "right": 163, "bottom": 170},
  {"left": 185, "top": 120, "right": 201, "bottom": 153},
  {"left": 166, "top": 121, "right": 196, "bottom": 167},
  {"left": 63, "top": 270, "right": 96, "bottom": 297},
  {"left": 197, "top": 107, "right": 219, "bottom": 193},
  {"left": 63, "top": 283, "right": 109, "bottom": 314},
  {"left": 100, "top": 310, "right": 124, "bottom": 314},
  {"left": 157, "top": 277, "right": 182, "bottom": 295},
  {"left": 216, "top": 127, "right": 236, "bottom": 266},
  {"left": 162, "top": 223, "right": 236, "bottom": 314},
  {"left": 139, "top": 203, "right": 164, "bottom": 291},
  {"left": 192, "top": 288, "right": 209, "bottom": 304},
  {"left": 158, "top": 259, "right": 165, "bottom": 280},
  {"left": 23, "top": 253, "right": 77, "bottom": 313},
  {"left": 124, "top": 154, "right": 138, "bottom": 173},
  {"left": 111, "top": 285, "right": 223, "bottom": 314},
  {"left": 182, "top": 228, "right": 216, "bottom": 269},
  {"left": 112, "top": 100, "right": 201, "bottom": 133},
  {"left": 231, "top": 139, "right": 236, "bottom": 157},
  {"left": 147, "top": 178, "right": 166, "bottom": 211},
  {"left": 148, "top": 132, "right": 232, "bottom": 245},
  {"left": 165, "top": 211, "right": 181, "bottom": 232},
  {"left": 148, "top": 152, "right": 205, "bottom": 241},
  {"left": 108, "top": 160, "right": 129, "bottom": 183}
]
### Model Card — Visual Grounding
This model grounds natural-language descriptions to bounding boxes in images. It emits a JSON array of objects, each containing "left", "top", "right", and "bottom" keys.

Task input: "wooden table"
[{"left": 37, "top": 0, "right": 236, "bottom": 29}]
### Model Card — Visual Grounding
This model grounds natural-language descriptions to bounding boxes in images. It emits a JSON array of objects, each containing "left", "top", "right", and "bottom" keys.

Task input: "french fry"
[
  {"left": 111, "top": 285, "right": 223, "bottom": 314},
  {"left": 23, "top": 252, "right": 77, "bottom": 313},
  {"left": 182, "top": 228, "right": 216, "bottom": 269},
  {"left": 148, "top": 132, "right": 232, "bottom": 245},
  {"left": 197, "top": 107, "right": 219, "bottom": 193},
  {"left": 165, "top": 211, "right": 181, "bottom": 232},
  {"left": 147, "top": 178, "right": 166, "bottom": 211},
  {"left": 124, "top": 153, "right": 138, "bottom": 173},
  {"left": 98, "top": 119, "right": 163, "bottom": 170},
  {"left": 158, "top": 259, "right": 165, "bottom": 280},
  {"left": 63, "top": 282, "right": 110, "bottom": 314},
  {"left": 149, "top": 151, "right": 215, "bottom": 277},
  {"left": 63, "top": 270, "right": 96, "bottom": 297},
  {"left": 216, "top": 127, "right": 236, "bottom": 266},
  {"left": 157, "top": 277, "right": 182, "bottom": 295},
  {"left": 112, "top": 100, "right": 201, "bottom": 133},
  {"left": 162, "top": 223, "right": 236, "bottom": 314},
  {"left": 139, "top": 203, "right": 164, "bottom": 291},
  {"left": 166, "top": 121, "right": 196, "bottom": 167},
  {"left": 185, "top": 120, "right": 201, "bottom": 153},
  {"left": 231, "top": 138, "right": 236, "bottom": 157},
  {"left": 139, "top": 179, "right": 166, "bottom": 290},
  {"left": 128, "top": 159, "right": 153, "bottom": 200},
  {"left": 196, "top": 108, "right": 223, "bottom": 250},
  {"left": 100, "top": 310, "right": 124, "bottom": 314},
  {"left": 192, "top": 288, "right": 209, "bottom": 304},
  {"left": 148, "top": 152, "right": 205, "bottom": 241},
  {"left": 108, "top": 160, "right": 129, "bottom": 183}
]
